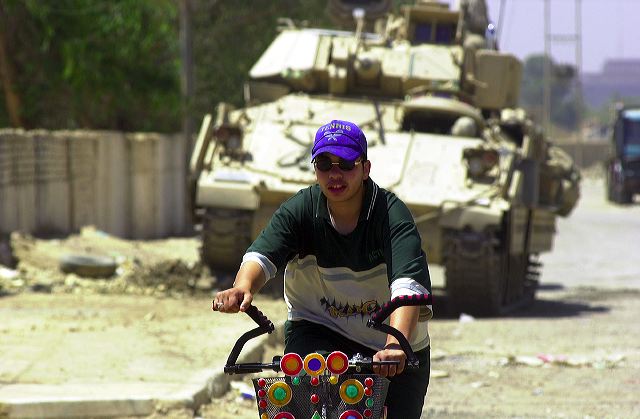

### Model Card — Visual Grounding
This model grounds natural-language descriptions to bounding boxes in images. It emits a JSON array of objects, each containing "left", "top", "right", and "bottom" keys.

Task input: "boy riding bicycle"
[{"left": 213, "top": 119, "right": 433, "bottom": 418}]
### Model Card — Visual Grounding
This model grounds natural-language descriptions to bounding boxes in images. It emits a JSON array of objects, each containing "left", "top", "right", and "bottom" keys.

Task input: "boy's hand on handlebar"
[
  {"left": 373, "top": 343, "right": 406, "bottom": 377},
  {"left": 212, "top": 287, "right": 253, "bottom": 313},
  {"left": 213, "top": 261, "right": 265, "bottom": 313}
]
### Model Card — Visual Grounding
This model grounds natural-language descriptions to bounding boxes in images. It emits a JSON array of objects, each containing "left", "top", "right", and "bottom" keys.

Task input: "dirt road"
[
  {"left": 1, "top": 175, "right": 639, "bottom": 418},
  {"left": 198, "top": 176, "right": 640, "bottom": 418},
  {"left": 428, "top": 174, "right": 640, "bottom": 418},
  {"left": 196, "top": 285, "right": 639, "bottom": 419}
]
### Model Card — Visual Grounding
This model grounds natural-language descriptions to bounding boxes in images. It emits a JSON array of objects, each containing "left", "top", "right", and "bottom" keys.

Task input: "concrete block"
[
  {"left": 33, "top": 132, "right": 69, "bottom": 234},
  {"left": 2, "top": 133, "right": 37, "bottom": 233},
  {"left": 66, "top": 131, "right": 99, "bottom": 232},
  {"left": 128, "top": 135, "right": 158, "bottom": 239},
  {"left": 96, "top": 132, "right": 128, "bottom": 237},
  {"left": 0, "top": 129, "right": 188, "bottom": 240}
]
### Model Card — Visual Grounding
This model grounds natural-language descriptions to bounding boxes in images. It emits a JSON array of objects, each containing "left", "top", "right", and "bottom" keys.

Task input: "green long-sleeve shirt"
[{"left": 244, "top": 178, "right": 432, "bottom": 351}]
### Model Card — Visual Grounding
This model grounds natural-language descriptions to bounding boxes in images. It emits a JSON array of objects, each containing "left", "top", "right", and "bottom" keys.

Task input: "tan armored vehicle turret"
[{"left": 189, "top": 0, "right": 580, "bottom": 316}]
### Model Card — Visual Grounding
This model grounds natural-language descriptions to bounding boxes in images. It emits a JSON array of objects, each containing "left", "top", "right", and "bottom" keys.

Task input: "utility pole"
[
  {"left": 180, "top": 0, "right": 194, "bottom": 158},
  {"left": 543, "top": 0, "right": 551, "bottom": 137},
  {"left": 543, "top": 0, "right": 583, "bottom": 165},
  {"left": 574, "top": 0, "right": 583, "bottom": 167},
  {"left": 179, "top": 0, "right": 194, "bottom": 231}
]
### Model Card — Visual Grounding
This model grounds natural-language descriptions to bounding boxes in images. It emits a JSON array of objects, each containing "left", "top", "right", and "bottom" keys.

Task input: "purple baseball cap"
[{"left": 311, "top": 120, "right": 367, "bottom": 161}]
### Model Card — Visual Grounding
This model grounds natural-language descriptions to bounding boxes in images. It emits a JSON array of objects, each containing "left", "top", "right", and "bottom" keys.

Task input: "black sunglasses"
[{"left": 314, "top": 157, "right": 363, "bottom": 172}]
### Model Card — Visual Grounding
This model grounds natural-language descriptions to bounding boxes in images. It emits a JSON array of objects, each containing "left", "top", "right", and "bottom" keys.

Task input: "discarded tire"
[{"left": 59, "top": 254, "right": 117, "bottom": 278}]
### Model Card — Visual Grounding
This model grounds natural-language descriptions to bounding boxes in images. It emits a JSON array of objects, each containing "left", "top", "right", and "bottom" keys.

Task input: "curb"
[{"left": 0, "top": 322, "right": 285, "bottom": 419}]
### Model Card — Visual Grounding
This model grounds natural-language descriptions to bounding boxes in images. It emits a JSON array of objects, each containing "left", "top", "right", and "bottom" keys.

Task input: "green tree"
[
  {"left": 519, "top": 54, "right": 581, "bottom": 130},
  {"left": 0, "top": 0, "right": 180, "bottom": 131},
  {"left": 1, "top": 0, "right": 403, "bottom": 132},
  {"left": 189, "top": 0, "right": 333, "bottom": 121}
]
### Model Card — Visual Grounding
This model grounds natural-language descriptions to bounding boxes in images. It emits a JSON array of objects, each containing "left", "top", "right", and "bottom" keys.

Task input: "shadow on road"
[
  {"left": 431, "top": 287, "right": 610, "bottom": 320},
  {"left": 510, "top": 297, "right": 609, "bottom": 318}
]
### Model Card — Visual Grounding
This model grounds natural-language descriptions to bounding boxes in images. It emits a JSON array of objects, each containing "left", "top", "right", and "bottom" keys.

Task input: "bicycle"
[{"left": 222, "top": 294, "right": 431, "bottom": 419}]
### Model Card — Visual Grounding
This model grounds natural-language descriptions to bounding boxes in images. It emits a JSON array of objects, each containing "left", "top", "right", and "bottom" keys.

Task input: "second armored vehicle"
[{"left": 606, "top": 105, "right": 640, "bottom": 204}]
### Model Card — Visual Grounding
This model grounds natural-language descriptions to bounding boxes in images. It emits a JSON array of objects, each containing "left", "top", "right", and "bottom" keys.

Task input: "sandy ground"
[
  {"left": 0, "top": 293, "right": 287, "bottom": 386},
  {"left": 1, "top": 174, "right": 639, "bottom": 418}
]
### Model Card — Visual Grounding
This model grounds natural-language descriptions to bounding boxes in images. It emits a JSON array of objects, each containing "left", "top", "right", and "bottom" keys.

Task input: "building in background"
[{"left": 583, "top": 59, "right": 640, "bottom": 109}]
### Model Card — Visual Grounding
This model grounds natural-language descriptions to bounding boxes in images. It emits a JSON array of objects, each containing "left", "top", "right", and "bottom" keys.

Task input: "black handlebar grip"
[
  {"left": 370, "top": 294, "right": 432, "bottom": 324},
  {"left": 245, "top": 305, "right": 275, "bottom": 332},
  {"left": 224, "top": 364, "right": 267, "bottom": 374}
]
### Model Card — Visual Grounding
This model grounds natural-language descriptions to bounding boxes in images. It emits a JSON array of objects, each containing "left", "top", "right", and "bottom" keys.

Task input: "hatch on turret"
[
  {"left": 327, "top": 0, "right": 392, "bottom": 31},
  {"left": 401, "top": 1, "right": 460, "bottom": 45}
]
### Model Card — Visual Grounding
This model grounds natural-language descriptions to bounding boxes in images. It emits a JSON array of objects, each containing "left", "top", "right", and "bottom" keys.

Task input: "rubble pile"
[{"left": 0, "top": 227, "right": 216, "bottom": 298}]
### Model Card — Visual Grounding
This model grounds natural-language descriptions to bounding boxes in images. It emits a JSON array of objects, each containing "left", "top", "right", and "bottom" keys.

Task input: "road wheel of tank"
[
  {"left": 444, "top": 232, "right": 506, "bottom": 317},
  {"left": 200, "top": 207, "right": 253, "bottom": 273},
  {"left": 523, "top": 254, "right": 541, "bottom": 302},
  {"left": 200, "top": 207, "right": 284, "bottom": 297},
  {"left": 444, "top": 231, "right": 539, "bottom": 317},
  {"left": 503, "top": 253, "right": 539, "bottom": 311}
]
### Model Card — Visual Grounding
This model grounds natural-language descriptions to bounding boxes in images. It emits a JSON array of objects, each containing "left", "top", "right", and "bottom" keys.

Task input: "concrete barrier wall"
[
  {"left": 0, "top": 129, "right": 187, "bottom": 239},
  {"left": 0, "top": 132, "right": 37, "bottom": 233},
  {"left": 0, "top": 129, "right": 608, "bottom": 240},
  {"left": 556, "top": 142, "right": 609, "bottom": 169}
]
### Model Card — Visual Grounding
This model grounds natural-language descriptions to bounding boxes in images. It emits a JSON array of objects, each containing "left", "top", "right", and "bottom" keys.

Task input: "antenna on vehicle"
[{"left": 353, "top": 7, "right": 366, "bottom": 47}]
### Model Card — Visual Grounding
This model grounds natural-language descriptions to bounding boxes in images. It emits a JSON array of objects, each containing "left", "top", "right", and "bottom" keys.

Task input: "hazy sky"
[{"left": 456, "top": 0, "right": 640, "bottom": 74}]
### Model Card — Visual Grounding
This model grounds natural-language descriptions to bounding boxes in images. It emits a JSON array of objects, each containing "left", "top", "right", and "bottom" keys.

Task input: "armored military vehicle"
[
  {"left": 606, "top": 104, "right": 640, "bottom": 204},
  {"left": 189, "top": 0, "right": 580, "bottom": 316}
]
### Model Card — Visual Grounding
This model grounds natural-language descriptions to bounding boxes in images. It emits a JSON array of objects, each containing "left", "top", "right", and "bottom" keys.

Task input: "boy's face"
[{"left": 314, "top": 153, "right": 371, "bottom": 204}]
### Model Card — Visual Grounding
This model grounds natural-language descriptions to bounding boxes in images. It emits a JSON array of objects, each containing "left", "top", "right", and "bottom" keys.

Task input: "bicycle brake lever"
[{"left": 349, "top": 354, "right": 400, "bottom": 373}]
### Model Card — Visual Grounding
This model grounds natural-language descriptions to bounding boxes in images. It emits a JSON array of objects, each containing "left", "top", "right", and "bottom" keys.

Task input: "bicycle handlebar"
[
  {"left": 370, "top": 294, "right": 432, "bottom": 324},
  {"left": 222, "top": 293, "right": 432, "bottom": 374},
  {"left": 244, "top": 305, "right": 273, "bottom": 330},
  {"left": 224, "top": 305, "right": 274, "bottom": 371},
  {"left": 223, "top": 355, "right": 401, "bottom": 375},
  {"left": 367, "top": 294, "right": 432, "bottom": 368}
]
